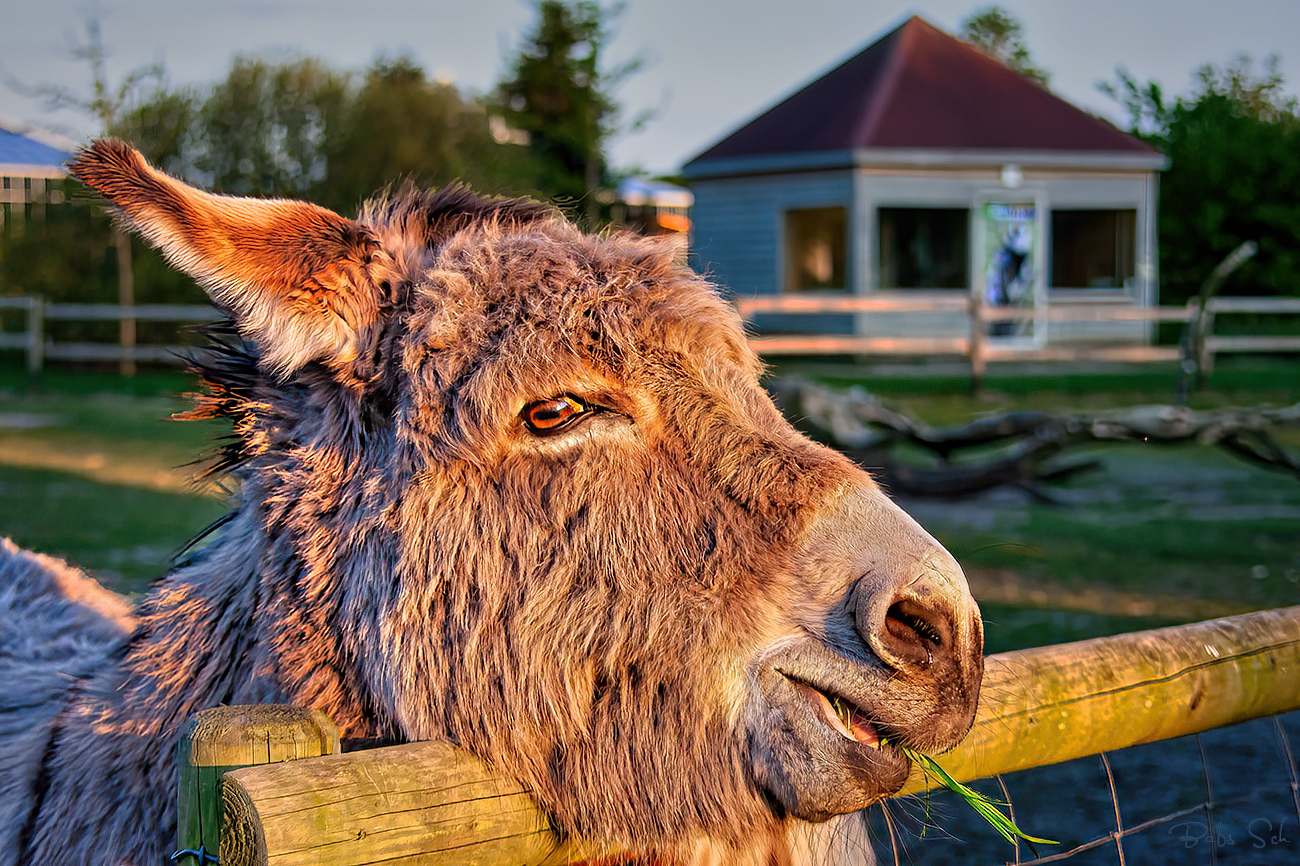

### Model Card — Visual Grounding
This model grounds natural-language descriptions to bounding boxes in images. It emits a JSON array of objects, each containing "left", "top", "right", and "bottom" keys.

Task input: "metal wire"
[
  {"left": 169, "top": 844, "right": 219, "bottom": 864},
  {"left": 871, "top": 710, "right": 1300, "bottom": 865}
]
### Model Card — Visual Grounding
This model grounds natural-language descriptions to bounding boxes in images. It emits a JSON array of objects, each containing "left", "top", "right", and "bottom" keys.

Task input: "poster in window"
[{"left": 980, "top": 202, "right": 1039, "bottom": 341}]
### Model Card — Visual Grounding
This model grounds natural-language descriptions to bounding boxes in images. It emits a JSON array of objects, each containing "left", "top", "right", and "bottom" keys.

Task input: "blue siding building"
[
  {"left": 685, "top": 17, "right": 1166, "bottom": 346},
  {"left": 0, "top": 118, "right": 75, "bottom": 228}
]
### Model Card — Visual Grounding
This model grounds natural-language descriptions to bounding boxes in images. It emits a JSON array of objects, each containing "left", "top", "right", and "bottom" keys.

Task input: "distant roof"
[
  {"left": 618, "top": 177, "right": 694, "bottom": 209},
  {"left": 687, "top": 16, "right": 1159, "bottom": 172},
  {"left": 0, "top": 117, "right": 76, "bottom": 178}
]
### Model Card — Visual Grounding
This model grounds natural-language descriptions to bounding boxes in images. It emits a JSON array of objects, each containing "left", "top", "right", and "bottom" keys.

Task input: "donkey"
[{"left": 0, "top": 140, "right": 983, "bottom": 865}]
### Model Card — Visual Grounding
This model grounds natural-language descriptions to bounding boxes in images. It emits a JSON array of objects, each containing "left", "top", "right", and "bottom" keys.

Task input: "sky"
[{"left": 2, "top": 0, "right": 1297, "bottom": 177}]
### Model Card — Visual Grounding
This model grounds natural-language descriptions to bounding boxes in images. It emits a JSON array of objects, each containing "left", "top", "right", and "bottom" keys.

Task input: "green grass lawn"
[
  {"left": 0, "top": 464, "right": 226, "bottom": 596},
  {"left": 930, "top": 444, "right": 1300, "bottom": 598},
  {"left": 1, "top": 357, "right": 1297, "bottom": 646},
  {"left": 0, "top": 366, "right": 227, "bottom": 594},
  {"left": 776, "top": 355, "right": 1300, "bottom": 650},
  {"left": 772, "top": 355, "right": 1300, "bottom": 424},
  {"left": 906, "top": 442, "right": 1300, "bottom": 654}
]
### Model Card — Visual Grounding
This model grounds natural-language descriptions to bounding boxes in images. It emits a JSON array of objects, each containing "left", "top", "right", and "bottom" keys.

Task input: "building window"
[
  {"left": 784, "top": 206, "right": 847, "bottom": 291},
  {"left": 878, "top": 207, "right": 969, "bottom": 289},
  {"left": 1051, "top": 209, "right": 1137, "bottom": 290}
]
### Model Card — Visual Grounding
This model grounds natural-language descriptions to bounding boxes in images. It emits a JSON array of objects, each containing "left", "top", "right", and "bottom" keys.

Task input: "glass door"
[{"left": 973, "top": 195, "right": 1047, "bottom": 347}]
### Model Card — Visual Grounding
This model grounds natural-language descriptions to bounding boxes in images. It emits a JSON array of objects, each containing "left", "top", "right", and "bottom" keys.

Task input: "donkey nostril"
[
  {"left": 880, "top": 599, "right": 948, "bottom": 666},
  {"left": 886, "top": 604, "right": 943, "bottom": 646}
]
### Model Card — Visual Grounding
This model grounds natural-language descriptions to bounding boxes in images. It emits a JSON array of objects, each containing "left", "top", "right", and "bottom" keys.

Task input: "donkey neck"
[
  {"left": 107, "top": 495, "right": 389, "bottom": 739},
  {"left": 104, "top": 508, "right": 289, "bottom": 726}
]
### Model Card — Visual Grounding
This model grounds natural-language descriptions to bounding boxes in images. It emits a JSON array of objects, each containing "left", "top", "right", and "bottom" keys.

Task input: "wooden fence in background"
[
  {"left": 736, "top": 293, "right": 1300, "bottom": 388},
  {"left": 0, "top": 297, "right": 220, "bottom": 375},
  {"left": 3, "top": 296, "right": 1300, "bottom": 385},
  {"left": 177, "top": 606, "right": 1300, "bottom": 866}
]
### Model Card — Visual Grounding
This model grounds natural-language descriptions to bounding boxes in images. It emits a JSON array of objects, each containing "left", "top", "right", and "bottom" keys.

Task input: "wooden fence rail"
[
  {"left": 736, "top": 293, "right": 1300, "bottom": 389},
  {"left": 0, "top": 297, "right": 220, "bottom": 374},
  {"left": 177, "top": 606, "right": 1300, "bottom": 866},
  {"left": 4, "top": 297, "right": 1300, "bottom": 381}
]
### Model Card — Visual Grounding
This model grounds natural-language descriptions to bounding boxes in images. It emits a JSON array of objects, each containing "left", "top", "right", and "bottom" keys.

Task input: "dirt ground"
[{"left": 864, "top": 711, "right": 1300, "bottom": 865}]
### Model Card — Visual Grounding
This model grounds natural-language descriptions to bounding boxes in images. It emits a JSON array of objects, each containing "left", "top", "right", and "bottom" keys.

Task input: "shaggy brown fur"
[{"left": 0, "top": 141, "right": 983, "bottom": 866}]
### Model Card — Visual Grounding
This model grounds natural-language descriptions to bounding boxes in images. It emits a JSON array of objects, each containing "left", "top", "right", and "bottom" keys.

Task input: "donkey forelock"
[{"left": 0, "top": 141, "right": 982, "bottom": 866}]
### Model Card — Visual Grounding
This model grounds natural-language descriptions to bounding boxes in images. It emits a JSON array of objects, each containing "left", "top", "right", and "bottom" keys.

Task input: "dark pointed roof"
[{"left": 687, "top": 16, "right": 1157, "bottom": 170}]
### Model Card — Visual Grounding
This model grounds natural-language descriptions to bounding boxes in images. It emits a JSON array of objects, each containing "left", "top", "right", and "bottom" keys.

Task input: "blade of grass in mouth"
[{"left": 897, "top": 744, "right": 1058, "bottom": 849}]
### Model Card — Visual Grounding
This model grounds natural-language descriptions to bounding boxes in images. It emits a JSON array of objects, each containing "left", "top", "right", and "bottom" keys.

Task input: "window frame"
[
  {"left": 876, "top": 205, "right": 972, "bottom": 292},
  {"left": 781, "top": 204, "right": 850, "bottom": 292},
  {"left": 1048, "top": 207, "right": 1140, "bottom": 295}
]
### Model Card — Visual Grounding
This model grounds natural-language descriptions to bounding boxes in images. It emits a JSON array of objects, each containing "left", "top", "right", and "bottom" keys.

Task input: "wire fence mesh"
[{"left": 868, "top": 708, "right": 1300, "bottom": 865}]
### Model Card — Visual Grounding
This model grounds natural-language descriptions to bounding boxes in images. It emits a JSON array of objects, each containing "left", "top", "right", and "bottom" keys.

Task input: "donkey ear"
[{"left": 68, "top": 139, "right": 383, "bottom": 377}]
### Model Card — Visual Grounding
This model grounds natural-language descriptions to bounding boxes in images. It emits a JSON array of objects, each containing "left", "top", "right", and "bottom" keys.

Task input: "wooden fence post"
[
  {"left": 26, "top": 296, "right": 44, "bottom": 377},
  {"left": 898, "top": 604, "right": 1300, "bottom": 794},
  {"left": 206, "top": 607, "right": 1300, "bottom": 865},
  {"left": 1196, "top": 302, "right": 1216, "bottom": 378},
  {"left": 218, "top": 740, "right": 578, "bottom": 866},
  {"left": 968, "top": 290, "right": 987, "bottom": 396},
  {"left": 114, "top": 228, "right": 137, "bottom": 377},
  {"left": 175, "top": 705, "right": 339, "bottom": 864}
]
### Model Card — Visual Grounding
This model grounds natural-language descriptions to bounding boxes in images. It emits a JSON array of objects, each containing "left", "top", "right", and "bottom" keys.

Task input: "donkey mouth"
[
  {"left": 793, "top": 678, "right": 885, "bottom": 748},
  {"left": 748, "top": 646, "right": 926, "bottom": 819}
]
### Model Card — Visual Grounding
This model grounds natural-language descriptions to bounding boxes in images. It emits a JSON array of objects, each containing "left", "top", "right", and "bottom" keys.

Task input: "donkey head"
[{"left": 69, "top": 141, "right": 982, "bottom": 859}]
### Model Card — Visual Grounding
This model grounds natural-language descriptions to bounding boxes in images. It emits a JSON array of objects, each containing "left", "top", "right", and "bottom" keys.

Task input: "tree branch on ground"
[{"left": 771, "top": 378, "right": 1300, "bottom": 499}]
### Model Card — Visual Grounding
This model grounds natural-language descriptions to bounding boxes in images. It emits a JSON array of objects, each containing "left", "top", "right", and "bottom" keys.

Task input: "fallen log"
[{"left": 770, "top": 378, "right": 1300, "bottom": 497}]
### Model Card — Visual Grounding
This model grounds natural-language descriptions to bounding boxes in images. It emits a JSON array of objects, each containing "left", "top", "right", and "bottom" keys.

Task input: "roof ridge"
[
  {"left": 685, "top": 14, "right": 1157, "bottom": 169},
  {"left": 851, "top": 15, "right": 918, "bottom": 149}
]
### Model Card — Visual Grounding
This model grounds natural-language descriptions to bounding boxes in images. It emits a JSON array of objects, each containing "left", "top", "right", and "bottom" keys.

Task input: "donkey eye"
[{"left": 522, "top": 396, "right": 589, "bottom": 435}]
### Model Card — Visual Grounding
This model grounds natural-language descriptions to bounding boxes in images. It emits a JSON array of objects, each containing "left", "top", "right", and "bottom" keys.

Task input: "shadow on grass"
[{"left": 0, "top": 463, "right": 228, "bottom": 596}]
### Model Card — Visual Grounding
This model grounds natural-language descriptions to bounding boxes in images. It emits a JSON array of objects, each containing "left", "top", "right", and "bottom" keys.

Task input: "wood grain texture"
[
  {"left": 747, "top": 336, "right": 969, "bottom": 355},
  {"left": 176, "top": 705, "right": 340, "bottom": 860},
  {"left": 899, "top": 605, "right": 1300, "bottom": 794},
  {"left": 736, "top": 292, "right": 969, "bottom": 315},
  {"left": 219, "top": 740, "right": 583, "bottom": 866}
]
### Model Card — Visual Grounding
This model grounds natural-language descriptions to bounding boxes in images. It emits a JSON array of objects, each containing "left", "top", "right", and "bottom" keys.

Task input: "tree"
[
  {"left": 1101, "top": 55, "right": 1300, "bottom": 302},
  {"left": 115, "top": 54, "right": 548, "bottom": 213},
  {"left": 113, "top": 86, "right": 200, "bottom": 177},
  {"left": 320, "top": 56, "right": 544, "bottom": 214},
  {"left": 6, "top": 37, "right": 586, "bottom": 321},
  {"left": 1096, "top": 66, "right": 1170, "bottom": 141},
  {"left": 0, "top": 4, "right": 177, "bottom": 372},
  {"left": 960, "top": 6, "right": 1050, "bottom": 86},
  {"left": 1, "top": 4, "right": 166, "bottom": 139},
  {"left": 195, "top": 55, "right": 348, "bottom": 198},
  {"left": 494, "top": 0, "right": 632, "bottom": 222}
]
